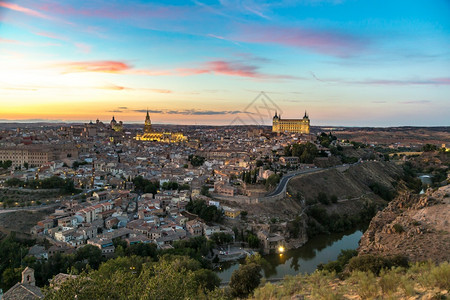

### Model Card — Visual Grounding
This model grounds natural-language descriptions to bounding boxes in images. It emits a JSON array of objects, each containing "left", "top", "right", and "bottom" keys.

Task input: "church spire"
[{"left": 144, "top": 108, "right": 152, "bottom": 133}]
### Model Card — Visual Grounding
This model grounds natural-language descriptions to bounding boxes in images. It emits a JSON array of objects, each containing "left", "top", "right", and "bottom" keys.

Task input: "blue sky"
[{"left": 0, "top": 0, "right": 449, "bottom": 126}]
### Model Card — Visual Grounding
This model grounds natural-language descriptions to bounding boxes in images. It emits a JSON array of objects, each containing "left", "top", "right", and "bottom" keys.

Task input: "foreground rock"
[{"left": 358, "top": 184, "right": 450, "bottom": 262}]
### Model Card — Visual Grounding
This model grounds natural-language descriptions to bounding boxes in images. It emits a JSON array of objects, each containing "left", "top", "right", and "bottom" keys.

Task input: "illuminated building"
[
  {"left": 135, "top": 110, "right": 187, "bottom": 143},
  {"left": 272, "top": 111, "right": 310, "bottom": 134},
  {"left": 110, "top": 116, "right": 123, "bottom": 132}
]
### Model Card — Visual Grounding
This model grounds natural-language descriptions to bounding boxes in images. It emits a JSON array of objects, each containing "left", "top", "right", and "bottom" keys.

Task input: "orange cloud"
[
  {"left": 58, "top": 60, "right": 131, "bottom": 73},
  {"left": 99, "top": 84, "right": 129, "bottom": 90},
  {"left": 98, "top": 85, "right": 172, "bottom": 93}
]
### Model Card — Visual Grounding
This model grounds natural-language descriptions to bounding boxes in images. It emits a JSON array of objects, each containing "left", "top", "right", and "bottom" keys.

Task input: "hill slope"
[{"left": 358, "top": 184, "right": 450, "bottom": 263}]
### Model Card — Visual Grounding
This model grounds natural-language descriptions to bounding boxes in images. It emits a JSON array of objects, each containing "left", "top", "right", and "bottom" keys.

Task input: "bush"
[
  {"left": 318, "top": 249, "right": 357, "bottom": 274},
  {"left": 317, "top": 192, "right": 330, "bottom": 205},
  {"left": 393, "top": 224, "right": 405, "bottom": 233},
  {"left": 379, "top": 269, "right": 399, "bottom": 295},
  {"left": 369, "top": 182, "right": 394, "bottom": 201},
  {"left": 350, "top": 271, "right": 379, "bottom": 299},
  {"left": 347, "top": 255, "right": 408, "bottom": 276},
  {"left": 229, "top": 263, "right": 262, "bottom": 298},
  {"left": 330, "top": 195, "right": 338, "bottom": 203}
]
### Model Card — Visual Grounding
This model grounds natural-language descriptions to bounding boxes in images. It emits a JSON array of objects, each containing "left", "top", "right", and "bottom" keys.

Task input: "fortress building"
[
  {"left": 272, "top": 111, "right": 310, "bottom": 134},
  {"left": 135, "top": 110, "right": 187, "bottom": 143}
]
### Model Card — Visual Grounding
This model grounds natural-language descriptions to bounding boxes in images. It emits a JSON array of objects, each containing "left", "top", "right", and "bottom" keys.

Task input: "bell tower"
[
  {"left": 22, "top": 267, "right": 36, "bottom": 286},
  {"left": 144, "top": 109, "right": 152, "bottom": 133}
]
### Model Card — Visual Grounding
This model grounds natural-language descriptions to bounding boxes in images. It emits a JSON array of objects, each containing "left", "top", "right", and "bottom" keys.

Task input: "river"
[{"left": 216, "top": 227, "right": 364, "bottom": 283}]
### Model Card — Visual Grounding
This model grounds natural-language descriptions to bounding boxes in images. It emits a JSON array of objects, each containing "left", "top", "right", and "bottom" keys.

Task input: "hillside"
[
  {"left": 287, "top": 161, "right": 402, "bottom": 216},
  {"left": 0, "top": 207, "right": 55, "bottom": 238},
  {"left": 251, "top": 261, "right": 449, "bottom": 299},
  {"left": 358, "top": 184, "right": 450, "bottom": 262}
]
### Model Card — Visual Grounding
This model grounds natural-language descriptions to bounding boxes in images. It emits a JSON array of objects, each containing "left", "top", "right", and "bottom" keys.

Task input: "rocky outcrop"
[{"left": 358, "top": 184, "right": 450, "bottom": 262}]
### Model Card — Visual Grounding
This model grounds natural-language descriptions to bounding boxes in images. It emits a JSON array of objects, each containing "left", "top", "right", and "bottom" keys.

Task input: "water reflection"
[{"left": 217, "top": 226, "right": 365, "bottom": 282}]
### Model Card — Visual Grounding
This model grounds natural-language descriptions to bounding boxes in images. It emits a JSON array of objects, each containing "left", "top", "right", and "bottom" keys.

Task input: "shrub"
[
  {"left": 369, "top": 182, "right": 394, "bottom": 201},
  {"left": 379, "top": 269, "right": 399, "bottom": 295},
  {"left": 317, "top": 192, "right": 330, "bottom": 205},
  {"left": 318, "top": 249, "right": 357, "bottom": 274},
  {"left": 347, "top": 255, "right": 408, "bottom": 276},
  {"left": 229, "top": 263, "right": 262, "bottom": 298},
  {"left": 423, "top": 261, "right": 450, "bottom": 290},
  {"left": 306, "top": 198, "right": 318, "bottom": 205},
  {"left": 393, "top": 224, "right": 405, "bottom": 233},
  {"left": 350, "top": 271, "right": 379, "bottom": 299},
  {"left": 330, "top": 195, "right": 338, "bottom": 203}
]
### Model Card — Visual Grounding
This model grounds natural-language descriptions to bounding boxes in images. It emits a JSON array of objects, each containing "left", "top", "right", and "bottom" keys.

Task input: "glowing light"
[{"left": 278, "top": 246, "right": 285, "bottom": 253}]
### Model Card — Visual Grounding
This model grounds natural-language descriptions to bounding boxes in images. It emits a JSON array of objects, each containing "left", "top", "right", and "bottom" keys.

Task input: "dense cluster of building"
[{"left": 0, "top": 111, "right": 316, "bottom": 258}]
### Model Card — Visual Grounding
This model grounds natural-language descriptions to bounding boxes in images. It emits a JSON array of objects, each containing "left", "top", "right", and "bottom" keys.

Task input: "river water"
[{"left": 216, "top": 228, "right": 364, "bottom": 283}]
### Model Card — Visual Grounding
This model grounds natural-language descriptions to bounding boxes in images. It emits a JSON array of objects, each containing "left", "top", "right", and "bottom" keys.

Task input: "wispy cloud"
[
  {"left": 0, "top": 38, "right": 23, "bottom": 44},
  {"left": 132, "top": 109, "right": 244, "bottom": 115},
  {"left": 54, "top": 59, "right": 296, "bottom": 80},
  {"left": 133, "top": 109, "right": 163, "bottom": 114},
  {"left": 33, "top": 31, "right": 91, "bottom": 53},
  {"left": 0, "top": 37, "right": 59, "bottom": 47},
  {"left": 398, "top": 100, "right": 432, "bottom": 104},
  {"left": 311, "top": 73, "right": 450, "bottom": 86},
  {"left": 57, "top": 61, "right": 132, "bottom": 74},
  {"left": 74, "top": 42, "right": 91, "bottom": 53},
  {"left": 98, "top": 85, "right": 172, "bottom": 93},
  {"left": 207, "top": 33, "right": 241, "bottom": 46},
  {"left": 0, "top": 1, "right": 53, "bottom": 20},
  {"left": 180, "top": 60, "right": 298, "bottom": 79},
  {"left": 232, "top": 24, "right": 367, "bottom": 57},
  {"left": 56, "top": 60, "right": 170, "bottom": 76},
  {"left": 36, "top": 2, "right": 188, "bottom": 20},
  {"left": 99, "top": 84, "right": 130, "bottom": 90}
]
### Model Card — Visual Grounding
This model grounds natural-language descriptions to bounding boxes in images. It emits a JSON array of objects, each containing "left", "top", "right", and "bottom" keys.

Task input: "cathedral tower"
[{"left": 144, "top": 109, "right": 152, "bottom": 133}]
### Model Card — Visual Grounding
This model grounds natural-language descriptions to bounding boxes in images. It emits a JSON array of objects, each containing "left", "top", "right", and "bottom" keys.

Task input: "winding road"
[
  {"left": 266, "top": 167, "right": 324, "bottom": 197},
  {"left": 265, "top": 163, "right": 358, "bottom": 198}
]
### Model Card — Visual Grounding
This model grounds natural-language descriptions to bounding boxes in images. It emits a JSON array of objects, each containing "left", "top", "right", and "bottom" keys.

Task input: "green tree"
[
  {"left": 210, "top": 233, "right": 233, "bottom": 245},
  {"left": 423, "top": 144, "right": 437, "bottom": 152},
  {"left": 246, "top": 233, "right": 260, "bottom": 249},
  {"left": 1, "top": 267, "right": 23, "bottom": 291},
  {"left": 265, "top": 174, "right": 280, "bottom": 188},
  {"left": 229, "top": 263, "right": 262, "bottom": 298},
  {"left": 192, "top": 269, "right": 221, "bottom": 293},
  {"left": 188, "top": 155, "right": 205, "bottom": 167},
  {"left": 200, "top": 185, "right": 210, "bottom": 197},
  {"left": 0, "top": 160, "right": 12, "bottom": 169},
  {"left": 75, "top": 245, "right": 103, "bottom": 270}
]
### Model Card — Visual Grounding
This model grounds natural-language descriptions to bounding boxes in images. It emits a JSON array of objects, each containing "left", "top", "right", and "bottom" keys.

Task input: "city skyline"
[{"left": 0, "top": 0, "right": 449, "bottom": 126}]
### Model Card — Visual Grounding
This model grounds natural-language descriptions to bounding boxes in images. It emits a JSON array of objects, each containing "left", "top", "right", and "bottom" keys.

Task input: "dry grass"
[{"left": 251, "top": 261, "right": 450, "bottom": 300}]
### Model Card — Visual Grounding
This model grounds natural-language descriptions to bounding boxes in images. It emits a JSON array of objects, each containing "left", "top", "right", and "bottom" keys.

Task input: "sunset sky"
[{"left": 0, "top": 0, "right": 449, "bottom": 126}]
